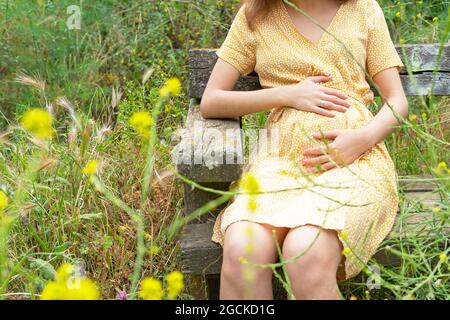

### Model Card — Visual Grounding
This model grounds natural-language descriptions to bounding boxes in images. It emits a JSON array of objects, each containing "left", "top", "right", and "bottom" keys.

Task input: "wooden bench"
[{"left": 176, "top": 44, "right": 450, "bottom": 299}]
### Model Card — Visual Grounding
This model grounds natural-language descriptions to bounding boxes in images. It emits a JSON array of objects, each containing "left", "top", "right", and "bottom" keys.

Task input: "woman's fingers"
[
  {"left": 319, "top": 100, "right": 348, "bottom": 113},
  {"left": 303, "top": 145, "right": 330, "bottom": 156},
  {"left": 312, "top": 130, "right": 341, "bottom": 140},
  {"left": 308, "top": 75, "right": 332, "bottom": 83},
  {"left": 302, "top": 154, "right": 332, "bottom": 167},
  {"left": 310, "top": 106, "right": 336, "bottom": 118},
  {"left": 321, "top": 93, "right": 351, "bottom": 108},
  {"left": 306, "top": 162, "right": 337, "bottom": 173},
  {"left": 322, "top": 87, "right": 349, "bottom": 100}
]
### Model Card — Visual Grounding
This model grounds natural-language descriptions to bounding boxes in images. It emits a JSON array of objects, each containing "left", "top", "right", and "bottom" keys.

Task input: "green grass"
[{"left": 0, "top": 0, "right": 449, "bottom": 299}]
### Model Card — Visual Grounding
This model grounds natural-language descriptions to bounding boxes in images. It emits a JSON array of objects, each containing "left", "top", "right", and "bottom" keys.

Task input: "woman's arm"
[
  {"left": 362, "top": 67, "right": 409, "bottom": 146},
  {"left": 200, "top": 58, "right": 351, "bottom": 119},
  {"left": 200, "top": 59, "right": 289, "bottom": 118},
  {"left": 302, "top": 67, "right": 409, "bottom": 172}
]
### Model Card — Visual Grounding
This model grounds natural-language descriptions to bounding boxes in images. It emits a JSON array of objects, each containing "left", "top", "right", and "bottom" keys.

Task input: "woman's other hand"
[{"left": 301, "top": 127, "right": 376, "bottom": 173}]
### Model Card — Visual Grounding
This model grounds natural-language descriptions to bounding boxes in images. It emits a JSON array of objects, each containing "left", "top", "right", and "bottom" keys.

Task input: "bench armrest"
[{"left": 175, "top": 99, "right": 243, "bottom": 183}]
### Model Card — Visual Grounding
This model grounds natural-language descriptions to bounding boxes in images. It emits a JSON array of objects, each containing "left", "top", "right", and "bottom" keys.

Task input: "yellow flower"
[
  {"left": 41, "top": 263, "right": 100, "bottom": 300},
  {"left": 432, "top": 207, "right": 441, "bottom": 213},
  {"left": 144, "top": 232, "right": 152, "bottom": 242},
  {"left": 342, "top": 247, "right": 351, "bottom": 256},
  {"left": 166, "top": 271, "right": 184, "bottom": 300},
  {"left": 437, "top": 162, "right": 447, "bottom": 169},
  {"left": 408, "top": 114, "right": 418, "bottom": 122},
  {"left": 129, "top": 111, "right": 153, "bottom": 138},
  {"left": 238, "top": 256, "right": 248, "bottom": 264},
  {"left": 395, "top": 12, "right": 401, "bottom": 17},
  {"left": 139, "top": 277, "right": 164, "bottom": 300},
  {"left": 350, "top": 295, "right": 358, "bottom": 300},
  {"left": 159, "top": 78, "right": 181, "bottom": 98},
  {"left": 439, "top": 253, "right": 448, "bottom": 263},
  {"left": 55, "top": 262, "right": 75, "bottom": 282},
  {"left": 248, "top": 198, "right": 257, "bottom": 212},
  {"left": 148, "top": 245, "right": 160, "bottom": 255},
  {"left": 20, "top": 108, "right": 54, "bottom": 140},
  {"left": 82, "top": 160, "right": 99, "bottom": 176},
  {"left": 416, "top": 13, "right": 421, "bottom": 18},
  {"left": 340, "top": 230, "right": 349, "bottom": 240},
  {"left": 240, "top": 173, "right": 260, "bottom": 195},
  {"left": 0, "top": 191, "right": 8, "bottom": 211},
  {"left": 239, "top": 173, "right": 260, "bottom": 212}
]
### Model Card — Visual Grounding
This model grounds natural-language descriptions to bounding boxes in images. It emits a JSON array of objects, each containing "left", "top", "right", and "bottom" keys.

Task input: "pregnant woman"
[{"left": 200, "top": 0, "right": 408, "bottom": 300}]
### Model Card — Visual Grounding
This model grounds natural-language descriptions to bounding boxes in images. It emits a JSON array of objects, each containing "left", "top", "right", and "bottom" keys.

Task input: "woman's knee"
[
  {"left": 222, "top": 221, "right": 279, "bottom": 276},
  {"left": 282, "top": 225, "right": 342, "bottom": 272}
]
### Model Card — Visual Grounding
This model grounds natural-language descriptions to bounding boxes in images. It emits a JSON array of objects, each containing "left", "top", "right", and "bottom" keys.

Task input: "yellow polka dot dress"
[{"left": 210, "top": 0, "right": 404, "bottom": 280}]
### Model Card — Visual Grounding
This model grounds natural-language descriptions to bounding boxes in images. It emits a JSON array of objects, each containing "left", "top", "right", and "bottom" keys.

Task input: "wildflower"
[
  {"left": 129, "top": 111, "right": 153, "bottom": 139},
  {"left": 248, "top": 198, "right": 257, "bottom": 212},
  {"left": 350, "top": 296, "right": 358, "bottom": 300},
  {"left": 439, "top": 253, "right": 448, "bottom": 263},
  {"left": 41, "top": 263, "right": 100, "bottom": 300},
  {"left": 395, "top": 12, "right": 401, "bottom": 17},
  {"left": 159, "top": 78, "right": 181, "bottom": 98},
  {"left": 55, "top": 262, "right": 75, "bottom": 282},
  {"left": 239, "top": 173, "right": 260, "bottom": 212},
  {"left": 238, "top": 256, "right": 248, "bottom": 264},
  {"left": 432, "top": 207, "right": 441, "bottom": 213},
  {"left": 342, "top": 247, "right": 351, "bottom": 256},
  {"left": 416, "top": 13, "right": 421, "bottom": 18},
  {"left": 0, "top": 191, "right": 8, "bottom": 211},
  {"left": 117, "top": 291, "right": 127, "bottom": 300},
  {"left": 340, "top": 230, "right": 349, "bottom": 240},
  {"left": 139, "top": 277, "right": 164, "bottom": 300},
  {"left": 166, "top": 271, "right": 184, "bottom": 300},
  {"left": 421, "top": 112, "right": 427, "bottom": 121},
  {"left": 82, "top": 160, "right": 99, "bottom": 176},
  {"left": 144, "top": 232, "right": 152, "bottom": 242},
  {"left": 408, "top": 114, "right": 418, "bottom": 122},
  {"left": 148, "top": 245, "right": 160, "bottom": 255},
  {"left": 20, "top": 108, "right": 53, "bottom": 140},
  {"left": 434, "top": 161, "right": 450, "bottom": 175},
  {"left": 240, "top": 173, "right": 260, "bottom": 195},
  {"left": 437, "top": 162, "right": 447, "bottom": 169}
]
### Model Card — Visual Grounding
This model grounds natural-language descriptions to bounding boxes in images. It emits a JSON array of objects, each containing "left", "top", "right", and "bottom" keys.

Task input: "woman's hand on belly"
[
  {"left": 301, "top": 127, "right": 376, "bottom": 173},
  {"left": 280, "top": 75, "right": 351, "bottom": 118}
]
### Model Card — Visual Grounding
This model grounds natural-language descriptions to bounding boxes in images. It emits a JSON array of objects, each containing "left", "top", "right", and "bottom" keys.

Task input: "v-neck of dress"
[{"left": 279, "top": 0, "right": 345, "bottom": 47}]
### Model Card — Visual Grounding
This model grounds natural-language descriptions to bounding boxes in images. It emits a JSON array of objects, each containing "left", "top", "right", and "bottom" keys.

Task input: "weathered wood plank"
[
  {"left": 175, "top": 99, "right": 243, "bottom": 183},
  {"left": 189, "top": 44, "right": 450, "bottom": 98},
  {"left": 183, "top": 182, "right": 231, "bottom": 223},
  {"left": 189, "top": 45, "right": 450, "bottom": 72},
  {"left": 179, "top": 191, "right": 446, "bottom": 275}
]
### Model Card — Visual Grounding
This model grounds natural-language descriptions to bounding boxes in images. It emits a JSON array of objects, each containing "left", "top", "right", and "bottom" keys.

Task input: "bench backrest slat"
[{"left": 189, "top": 44, "right": 450, "bottom": 99}]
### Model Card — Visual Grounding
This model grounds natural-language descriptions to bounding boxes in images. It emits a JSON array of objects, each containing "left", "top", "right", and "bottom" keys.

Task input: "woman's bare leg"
[
  {"left": 220, "top": 221, "right": 289, "bottom": 300},
  {"left": 282, "top": 225, "right": 343, "bottom": 300}
]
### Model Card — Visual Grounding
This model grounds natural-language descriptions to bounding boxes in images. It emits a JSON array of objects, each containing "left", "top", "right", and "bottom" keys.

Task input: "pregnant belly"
[{"left": 265, "top": 101, "right": 373, "bottom": 159}]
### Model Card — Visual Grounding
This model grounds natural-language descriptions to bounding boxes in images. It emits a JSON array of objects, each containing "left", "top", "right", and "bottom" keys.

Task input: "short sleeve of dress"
[
  {"left": 365, "top": 0, "right": 404, "bottom": 78},
  {"left": 216, "top": 5, "right": 257, "bottom": 76}
]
